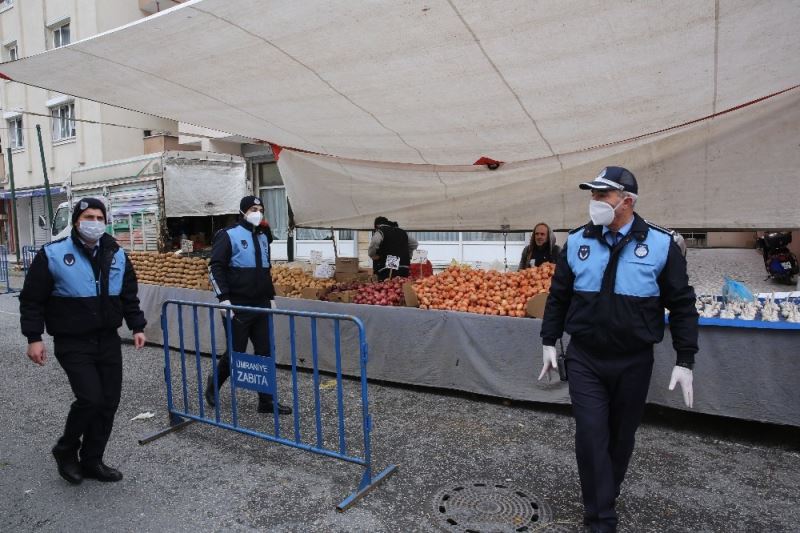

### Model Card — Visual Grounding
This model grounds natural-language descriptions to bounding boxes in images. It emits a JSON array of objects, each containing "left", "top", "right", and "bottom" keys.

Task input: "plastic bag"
[{"left": 722, "top": 277, "right": 754, "bottom": 302}]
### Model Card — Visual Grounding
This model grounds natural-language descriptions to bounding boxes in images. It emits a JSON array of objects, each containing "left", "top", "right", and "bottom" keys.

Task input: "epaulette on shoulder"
[
  {"left": 645, "top": 220, "right": 675, "bottom": 236},
  {"left": 569, "top": 224, "right": 589, "bottom": 235}
]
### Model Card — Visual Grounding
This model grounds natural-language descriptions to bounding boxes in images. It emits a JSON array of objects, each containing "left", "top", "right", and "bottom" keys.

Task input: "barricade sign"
[
  {"left": 231, "top": 352, "right": 276, "bottom": 394},
  {"left": 0, "top": 245, "right": 13, "bottom": 293},
  {"left": 140, "top": 300, "right": 397, "bottom": 511}
]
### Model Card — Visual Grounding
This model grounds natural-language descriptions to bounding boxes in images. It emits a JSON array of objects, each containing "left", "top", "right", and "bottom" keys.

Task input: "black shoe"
[
  {"left": 257, "top": 401, "right": 292, "bottom": 415},
  {"left": 205, "top": 376, "right": 217, "bottom": 407},
  {"left": 81, "top": 462, "right": 123, "bottom": 482},
  {"left": 52, "top": 447, "right": 82, "bottom": 485}
]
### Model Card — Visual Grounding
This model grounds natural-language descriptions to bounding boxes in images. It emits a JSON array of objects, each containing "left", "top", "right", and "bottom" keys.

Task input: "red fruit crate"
[{"left": 410, "top": 260, "right": 433, "bottom": 279}]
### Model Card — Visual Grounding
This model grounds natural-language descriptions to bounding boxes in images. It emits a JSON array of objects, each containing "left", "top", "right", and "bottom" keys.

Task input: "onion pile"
[
  {"left": 352, "top": 277, "right": 409, "bottom": 306},
  {"left": 414, "top": 264, "right": 555, "bottom": 317}
]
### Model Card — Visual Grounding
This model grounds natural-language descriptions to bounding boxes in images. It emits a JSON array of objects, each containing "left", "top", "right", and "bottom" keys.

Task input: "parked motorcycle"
[{"left": 756, "top": 232, "right": 799, "bottom": 285}]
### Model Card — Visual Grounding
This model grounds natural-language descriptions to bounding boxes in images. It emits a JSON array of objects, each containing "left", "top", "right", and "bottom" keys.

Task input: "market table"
[{"left": 137, "top": 284, "right": 800, "bottom": 427}]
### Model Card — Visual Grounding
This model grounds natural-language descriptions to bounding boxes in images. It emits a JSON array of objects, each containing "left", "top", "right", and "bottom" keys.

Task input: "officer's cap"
[
  {"left": 240, "top": 195, "right": 263, "bottom": 213},
  {"left": 579, "top": 166, "right": 638, "bottom": 195},
  {"left": 72, "top": 197, "right": 107, "bottom": 224}
]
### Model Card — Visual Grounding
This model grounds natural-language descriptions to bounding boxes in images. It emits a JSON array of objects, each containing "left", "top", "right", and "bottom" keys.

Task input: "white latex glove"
[
  {"left": 219, "top": 299, "right": 233, "bottom": 318},
  {"left": 538, "top": 345, "right": 558, "bottom": 381},
  {"left": 668, "top": 366, "right": 694, "bottom": 408}
]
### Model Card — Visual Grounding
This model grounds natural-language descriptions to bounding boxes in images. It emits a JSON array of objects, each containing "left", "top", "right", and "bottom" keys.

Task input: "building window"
[
  {"left": 462, "top": 231, "right": 526, "bottom": 242},
  {"left": 7, "top": 116, "right": 23, "bottom": 149},
  {"left": 3, "top": 41, "right": 17, "bottom": 62},
  {"left": 51, "top": 102, "right": 76, "bottom": 141},
  {"left": 409, "top": 231, "right": 525, "bottom": 242},
  {"left": 409, "top": 231, "right": 459, "bottom": 241},
  {"left": 53, "top": 21, "right": 70, "bottom": 48},
  {"left": 681, "top": 232, "right": 707, "bottom": 248}
]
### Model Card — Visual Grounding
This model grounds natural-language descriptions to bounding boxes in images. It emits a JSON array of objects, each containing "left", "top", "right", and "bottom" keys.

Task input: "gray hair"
[{"left": 621, "top": 191, "right": 638, "bottom": 206}]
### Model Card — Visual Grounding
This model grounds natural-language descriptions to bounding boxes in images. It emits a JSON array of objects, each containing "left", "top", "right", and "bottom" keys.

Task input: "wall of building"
[
  {"left": 97, "top": 0, "right": 148, "bottom": 32},
  {"left": 179, "top": 124, "right": 244, "bottom": 156},
  {"left": 706, "top": 231, "right": 757, "bottom": 249},
  {"left": 0, "top": 1, "right": 178, "bottom": 251},
  {"left": 100, "top": 104, "right": 176, "bottom": 162},
  {"left": 143, "top": 134, "right": 198, "bottom": 154}
]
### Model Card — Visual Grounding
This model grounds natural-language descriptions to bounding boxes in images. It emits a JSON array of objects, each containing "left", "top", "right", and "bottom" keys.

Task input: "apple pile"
[{"left": 352, "top": 276, "right": 410, "bottom": 306}]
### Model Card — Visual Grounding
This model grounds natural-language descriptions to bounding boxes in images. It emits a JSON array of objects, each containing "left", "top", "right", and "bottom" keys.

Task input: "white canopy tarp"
[
  {"left": 278, "top": 88, "right": 800, "bottom": 230},
  {"left": 1, "top": 0, "right": 798, "bottom": 229}
]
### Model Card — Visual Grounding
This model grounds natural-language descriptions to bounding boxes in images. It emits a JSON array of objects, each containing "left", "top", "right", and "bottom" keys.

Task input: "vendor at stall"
[
  {"left": 519, "top": 222, "right": 560, "bottom": 269},
  {"left": 368, "top": 216, "right": 418, "bottom": 281}
]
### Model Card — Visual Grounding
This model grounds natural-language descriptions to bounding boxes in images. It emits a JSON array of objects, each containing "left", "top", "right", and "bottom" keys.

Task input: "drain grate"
[{"left": 432, "top": 480, "right": 555, "bottom": 532}]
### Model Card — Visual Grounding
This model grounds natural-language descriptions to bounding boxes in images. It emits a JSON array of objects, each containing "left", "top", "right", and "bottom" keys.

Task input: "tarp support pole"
[
  {"left": 35, "top": 125, "right": 54, "bottom": 225},
  {"left": 7, "top": 147, "right": 21, "bottom": 264},
  {"left": 287, "top": 198, "right": 295, "bottom": 262}
]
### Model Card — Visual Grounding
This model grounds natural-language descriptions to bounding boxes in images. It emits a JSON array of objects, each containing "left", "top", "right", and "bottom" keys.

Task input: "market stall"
[
  {"left": 2, "top": 1, "right": 800, "bottom": 232},
  {"left": 136, "top": 274, "right": 800, "bottom": 428}
]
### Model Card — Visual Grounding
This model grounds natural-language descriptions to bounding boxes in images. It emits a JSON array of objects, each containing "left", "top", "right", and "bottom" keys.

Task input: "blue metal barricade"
[
  {"left": 0, "top": 245, "right": 13, "bottom": 293},
  {"left": 140, "top": 300, "right": 397, "bottom": 511},
  {"left": 22, "top": 245, "right": 40, "bottom": 275}
]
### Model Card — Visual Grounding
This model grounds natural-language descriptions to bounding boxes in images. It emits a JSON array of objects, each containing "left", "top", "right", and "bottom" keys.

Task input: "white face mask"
[
  {"left": 589, "top": 199, "right": 623, "bottom": 227},
  {"left": 244, "top": 211, "right": 263, "bottom": 226},
  {"left": 78, "top": 220, "right": 106, "bottom": 242}
]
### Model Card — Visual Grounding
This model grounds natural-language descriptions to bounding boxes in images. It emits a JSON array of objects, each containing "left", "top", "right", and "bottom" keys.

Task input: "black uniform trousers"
[
  {"left": 52, "top": 331, "right": 123, "bottom": 464},
  {"left": 214, "top": 303, "right": 272, "bottom": 406},
  {"left": 566, "top": 340, "right": 654, "bottom": 533}
]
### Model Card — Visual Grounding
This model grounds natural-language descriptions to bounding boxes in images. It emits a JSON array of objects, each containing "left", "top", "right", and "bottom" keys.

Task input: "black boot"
[
  {"left": 257, "top": 398, "right": 292, "bottom": 415},
  {"left": 81, "top": 461, "right": 123, "bottom": 482},
  {"left": 52, "top": 446, "right": 83, "bottom": 485},
  {"left": 204, "top": 376, "right": 217, "bottom": 407}
]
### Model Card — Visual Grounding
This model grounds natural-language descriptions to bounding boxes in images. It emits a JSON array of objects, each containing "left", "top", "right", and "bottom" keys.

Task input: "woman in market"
[
  {"left": 368, "top": 216, "right": 418, "bottom": 281},
  {"left": 519, "top": 222, "right": 561, "bottom": 270}
]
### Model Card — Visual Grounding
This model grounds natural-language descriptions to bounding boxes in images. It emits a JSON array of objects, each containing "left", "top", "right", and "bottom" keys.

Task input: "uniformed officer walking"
[
  {"left": 538, "top": 167, "right": 697, "bottom": 533},
  {"left": 20, "top": 198, "right": 147, "bottom": 485},
  {"left": 207, "top": 195, "right": 291, "bottom": 415}
]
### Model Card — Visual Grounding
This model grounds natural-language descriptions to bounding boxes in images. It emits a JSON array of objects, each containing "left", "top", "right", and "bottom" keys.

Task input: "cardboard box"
[
  {"left": 335, "top": 257, "right": 360, "bottom": 273},
  {"left": 326, "top": 292, "right": 343, "bottom": 303},
  {"left": 274, "top": 284, "right": 289, "bottom": 297},
  {"left": 402, "top": 282, "right": 419, "bottom": 307},
  {"left": 328, "top": 291, "right": 358, "bottom": 304},
  {"left": 301, "top": 287, "right": 327, "bottom": 300},
  {"left": 341, "top": 290, "right": 357, "bottom": 303},
  {"left": 525, "top": 292, "right": 549, "bottom": 318},
  {"left": 329, "top": 290, "right": 356, "bottom": 303},
  {"left": 335, "top": 271, "right": 374, "bottom": 283}
]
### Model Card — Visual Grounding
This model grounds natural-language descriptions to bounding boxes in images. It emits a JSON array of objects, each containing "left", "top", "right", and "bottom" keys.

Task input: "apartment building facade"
[{"left": 0, "top": 0, "right": 177, "bottom": 255}]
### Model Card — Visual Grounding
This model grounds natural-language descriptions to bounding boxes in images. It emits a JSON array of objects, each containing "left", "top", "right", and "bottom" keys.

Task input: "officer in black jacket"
[
  {"left": 207, "top": 195, "right": 290, "bottom": 415},
  {"left": 538, "top": 167, "right": 698, "bottom": 533},
  {"left": 20, "top": 198, "right": 147, "bottom": 485}
]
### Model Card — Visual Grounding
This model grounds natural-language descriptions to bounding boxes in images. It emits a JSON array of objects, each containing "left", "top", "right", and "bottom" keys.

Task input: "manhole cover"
[{"left": 432, "top": 480, "right": 555, "bottom": 532}]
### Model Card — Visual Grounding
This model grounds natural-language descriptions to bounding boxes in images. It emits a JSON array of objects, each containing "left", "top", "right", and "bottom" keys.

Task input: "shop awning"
[
  {"left": 0, "top": 186, "right": 66, "bottom": 200},
  {"left": 1, "top": 0, "right": 798, "bottom": 229}
]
